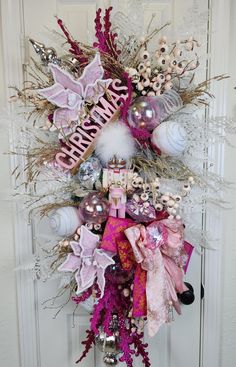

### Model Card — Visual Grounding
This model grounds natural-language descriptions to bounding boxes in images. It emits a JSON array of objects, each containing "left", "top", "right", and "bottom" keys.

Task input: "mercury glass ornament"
[
  {"left": 128, "top": 90, "right": 183, "bottom": 132},
  {"left": 127, "top": 96, "right": 159, "bottom": 131},
  {"left": 76, "top": 157, "right": 102, "bottom": 187},
  {"left": 79, "top": 192, "right": 110, "bottom": 224},
  {"left": 128, "top": 97, "right": 164, "bottom": 131}
]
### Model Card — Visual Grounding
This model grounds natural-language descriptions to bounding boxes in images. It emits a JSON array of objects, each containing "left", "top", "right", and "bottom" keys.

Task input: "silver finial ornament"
[{"left": 29, "top": 38, "right": 60, "bottom": 65}]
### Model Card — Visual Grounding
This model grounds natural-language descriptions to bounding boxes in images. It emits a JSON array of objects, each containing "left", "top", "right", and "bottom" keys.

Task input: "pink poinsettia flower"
[
  {"left": 38, "top": 53, "right": 112, "bottom": 135},
  {"left": 58, "top": 225, "right": 114, "bottom": 297}
]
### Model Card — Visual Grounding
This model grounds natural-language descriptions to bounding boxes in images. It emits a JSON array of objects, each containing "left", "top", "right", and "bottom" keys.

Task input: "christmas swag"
[{"left": 11, "top": 6, "right": 232, "bottom": 367}]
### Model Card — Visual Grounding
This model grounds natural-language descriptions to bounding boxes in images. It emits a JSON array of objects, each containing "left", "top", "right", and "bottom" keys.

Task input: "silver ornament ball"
[
  {"left": 103, "top": 353, "right": 118, "bottom": 366},
  {"left": 76, "top": 157, "right": 102, "bottom": 187},
  {"left": 41, "top": 47, "right": 58, "bottom": 63}
]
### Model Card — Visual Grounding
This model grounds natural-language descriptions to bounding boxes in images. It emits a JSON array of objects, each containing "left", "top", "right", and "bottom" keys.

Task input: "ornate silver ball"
[
  {"left": 103, "top": 353, "right": 118, "bottom": 366},
  {"left": 76, "top": 157, "right": 102, "bottom": 187}
]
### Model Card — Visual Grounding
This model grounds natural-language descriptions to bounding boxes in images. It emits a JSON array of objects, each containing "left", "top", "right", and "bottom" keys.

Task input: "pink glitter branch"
[
  {"left": 103, "top": 7, "right": 120, "bottom": 58},
  {"left": 120, "top": 72, "right": 133, "bottom": 122},
  {"left": 94, "top": 8, "right": 108, "bottom": 54},
  {"left": 57, "top": 18, "right": 88, "bottom": 64},
  {"left": 132, "top": 332, "right": 151, "bottom": 367},
  {"left": 93, "top": 7, "right": 120, "bottom": 58},
  {"left": 117, "top": 308, "right": 134, "bottom": 367},
  {"left": 91, "top": 292, "right": 108, "bottom": 334},
  {"left": 130, "top": 127, "right": 151, "bottom": 143},
  {"left": 79, "top": 269, "right": 151, "bottom": 367},
  {"left": 71, "top": 288, "right": 92, "bottom": 305}
]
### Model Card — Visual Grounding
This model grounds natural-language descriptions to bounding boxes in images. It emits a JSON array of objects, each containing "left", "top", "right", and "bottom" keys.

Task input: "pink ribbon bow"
[{"left": 124, "top": 218, "right": 191, "bottom": 337}]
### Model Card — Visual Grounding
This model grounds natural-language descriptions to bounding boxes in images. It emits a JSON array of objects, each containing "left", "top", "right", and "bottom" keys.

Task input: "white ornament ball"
[
  {"left": 151, "top": 121, "right": 187, "bottom": 156},
  {"left": 49, "top": 206, "right": 83, "bottom": 237}
]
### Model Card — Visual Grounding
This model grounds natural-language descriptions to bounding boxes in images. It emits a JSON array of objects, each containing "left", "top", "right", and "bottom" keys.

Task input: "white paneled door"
[{"left": 0, "top": 0, "right": 213, "bottom": 367}]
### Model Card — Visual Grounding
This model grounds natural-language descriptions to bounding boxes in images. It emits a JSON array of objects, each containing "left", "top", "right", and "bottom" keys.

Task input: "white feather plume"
[{"left": 95, "top": 122, "right": 136, "bottom": 165}]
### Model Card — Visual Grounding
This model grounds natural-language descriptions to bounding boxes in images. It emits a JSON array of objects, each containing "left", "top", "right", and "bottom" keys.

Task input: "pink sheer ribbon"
[{"left": 124, "top": 219, "right": 189, "bottom": 337}]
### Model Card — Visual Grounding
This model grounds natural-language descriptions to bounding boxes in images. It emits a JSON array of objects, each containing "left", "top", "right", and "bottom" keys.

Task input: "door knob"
[{"left": 178, "top": 282, "right": 195, "bottom": 305}]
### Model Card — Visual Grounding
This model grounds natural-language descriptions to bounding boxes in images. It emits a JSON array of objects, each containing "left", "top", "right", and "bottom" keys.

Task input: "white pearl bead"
[
  {"left": 176, "top": 215, "right": 181, "bottom": 220},
  {"left": 128, "top": 68, "right": 138, "bottom": 76},
  {"left": 173, "top": 48, "right": 182, "bottom": 57},
  {"left": 137, "top": 82, "right": 144, "bottom": 91},
  {"left": 161, "top": 195, "right": 170, "bottom": 203},
  {"left": 164, "top": 81, "right": 173, "bottom": 90},
  {"left": 173, "top": 195, "right": 182, "bottom": 202},
  {"left": 142, "top": 78, "right": 150, "bottom": 87},
  {"left": 183, "top": 184, "right": 191, "bottom": 192},
  {"left": 167, "top": 199, "right": 175, "bottom": 207},
  {"left": 155, "top": 203, "right": 163, "bottom": 211},
  {"left": 141, "top": 50, "right": 150, "bottom": 60},
  {"left": 141, "top": 193, "right": 149, "bottom": 201}
]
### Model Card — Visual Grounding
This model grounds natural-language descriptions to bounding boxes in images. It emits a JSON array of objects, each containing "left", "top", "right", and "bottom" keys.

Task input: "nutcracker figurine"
[{"left": 102, "top": 156, "right": 133, "bottom": 218}]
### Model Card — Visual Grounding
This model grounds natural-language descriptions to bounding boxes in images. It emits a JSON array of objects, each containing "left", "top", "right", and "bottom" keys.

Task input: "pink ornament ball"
[
  {"left": 79, "top": 192, "right": 110, "bottom": 224},
  {"left": 127, "top": 96, "right": 162, "bottom": 131}
]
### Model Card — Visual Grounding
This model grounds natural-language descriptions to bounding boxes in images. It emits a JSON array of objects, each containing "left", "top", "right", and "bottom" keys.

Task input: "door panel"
[{"left": 18, "top": 0, "right": 208, "bottom": 366}]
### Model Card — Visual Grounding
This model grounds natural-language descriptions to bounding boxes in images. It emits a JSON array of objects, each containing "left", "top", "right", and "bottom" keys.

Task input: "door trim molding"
[
  {"left": 0, "top": 0, "right": 40, "bottom": 366},
  {"left": 201, "top": 1, "right": 230, "bottom": 367}
]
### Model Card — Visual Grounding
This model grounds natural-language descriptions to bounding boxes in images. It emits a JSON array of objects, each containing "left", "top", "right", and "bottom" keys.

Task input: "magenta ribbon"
[{"left": 124, "top": 218, "right": 190, "bottom": 337}]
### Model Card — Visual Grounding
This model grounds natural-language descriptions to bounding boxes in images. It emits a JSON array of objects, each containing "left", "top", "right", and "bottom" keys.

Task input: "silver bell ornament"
[
  {"left": 29, "top": 38, "right": 60, "bottom": 65},
  {"left": 103, "top": 353, "right": 118, "bottom": 366},
  {"left": 95, "top": 332, "right": 118, "bottom": 354},
  {"left": 95, "top": 326, "right": 120, "bottom": 367}
]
